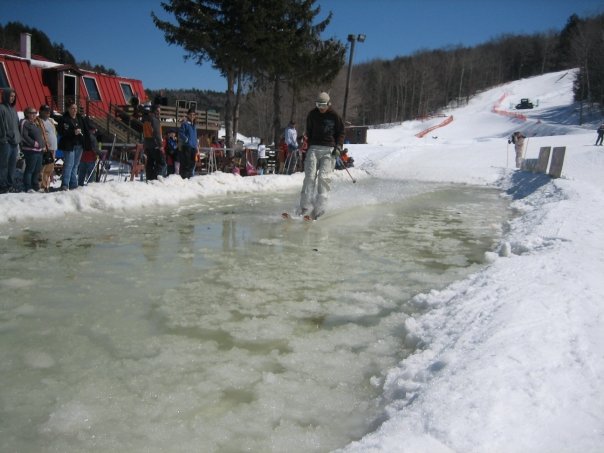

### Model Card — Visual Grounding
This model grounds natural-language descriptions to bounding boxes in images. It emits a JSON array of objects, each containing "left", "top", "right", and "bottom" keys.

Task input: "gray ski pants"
[{"left": 299, "top": 145, "right": 335, "bottom": 217}]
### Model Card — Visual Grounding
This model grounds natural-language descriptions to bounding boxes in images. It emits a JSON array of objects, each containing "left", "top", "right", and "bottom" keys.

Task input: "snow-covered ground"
[{"left": 2, "top": 69, "right": 604, "bottom": 452}]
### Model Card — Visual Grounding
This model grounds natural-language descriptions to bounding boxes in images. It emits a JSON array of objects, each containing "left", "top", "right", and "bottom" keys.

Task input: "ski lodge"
[{"left": 0, "top": 33, "right": 220, "bottom": 145}]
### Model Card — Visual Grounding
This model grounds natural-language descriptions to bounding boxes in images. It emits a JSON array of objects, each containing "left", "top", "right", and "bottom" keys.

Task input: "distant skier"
[
  {"left": 297, "top": 92, "right": 345, "bottom": 220},
  {"left": 509, "top": 131, "right": 526, "bottom": 168},
  {"left": 596, "top": 124, "right": 604, "bottom": 146}
]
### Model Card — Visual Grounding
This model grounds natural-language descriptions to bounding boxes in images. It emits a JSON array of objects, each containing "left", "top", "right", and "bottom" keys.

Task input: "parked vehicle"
[{"left": 516, "top": 98, "right": 534, "bottom": 109}]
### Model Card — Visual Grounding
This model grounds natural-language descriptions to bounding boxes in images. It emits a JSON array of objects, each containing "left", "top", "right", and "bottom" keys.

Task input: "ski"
[{"left": 281, "top": 212, "right": 316, "bottom": 222}]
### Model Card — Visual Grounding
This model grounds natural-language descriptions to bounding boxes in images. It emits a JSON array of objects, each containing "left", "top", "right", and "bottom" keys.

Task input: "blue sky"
[{"left": 2, "top": 0, "right": 602, "bottom": 92}]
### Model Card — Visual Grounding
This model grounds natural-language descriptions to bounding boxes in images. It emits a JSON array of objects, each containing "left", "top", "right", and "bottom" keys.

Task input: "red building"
[
  {"left": 0, "top": 33, "right": 220, "bottom": 144},
  {"left": 0, "top": 33, "right": 147, "bottom": 116}
]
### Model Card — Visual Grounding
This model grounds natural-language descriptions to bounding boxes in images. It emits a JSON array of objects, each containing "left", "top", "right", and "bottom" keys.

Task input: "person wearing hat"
[
  {"left": 178, "top": 107, "right": 198, "bottom": 178},
  {"left": 0, "top": 88, "right": 21, "bottom": 193},
  {"left": 297, "top": 92, "right": 345, "bottom": 219},
  {"left": 142, "top": 103, "right": 164, "bottom": 180},
  {"left": 37, "top": 104, "right": 58, "bottom": 192}
]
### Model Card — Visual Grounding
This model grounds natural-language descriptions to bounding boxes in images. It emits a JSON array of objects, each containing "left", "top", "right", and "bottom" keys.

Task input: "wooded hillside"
[{"left": 2, "top": 11, "right": 601, "bottom": 143}]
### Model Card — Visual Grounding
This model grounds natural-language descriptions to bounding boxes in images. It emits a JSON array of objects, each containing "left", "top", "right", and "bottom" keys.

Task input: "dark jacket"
[
  {"left": 58, "top": 111, "right": 89, "bottom": 151},
  {"left": 19, "top": 118, "right": 44, "bottom": 152},
  {"left": 0, "top": 88, "right": 21, "bottom": 145},
  {"left": 143, "top": 111, "right": 163, "bottom": 149},
  {"left": 305, "top": 107, "right": 345, "bottom": 148}
]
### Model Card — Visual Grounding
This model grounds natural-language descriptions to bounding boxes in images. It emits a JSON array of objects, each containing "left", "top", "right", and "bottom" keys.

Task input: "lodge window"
[
  {"left": 0, "top": 63, "right": 10, "bottom": 89},
  {"left": 120, "top": 83, "right": 134, "bottom": 103},
  {"left": 83, "top": 76, "right": 101, "bottom": 101}
]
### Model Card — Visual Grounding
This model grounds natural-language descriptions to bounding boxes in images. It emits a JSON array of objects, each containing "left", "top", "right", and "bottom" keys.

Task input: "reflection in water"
[{"left": 0, "top": 180, "right": 512, "bottom": 453}]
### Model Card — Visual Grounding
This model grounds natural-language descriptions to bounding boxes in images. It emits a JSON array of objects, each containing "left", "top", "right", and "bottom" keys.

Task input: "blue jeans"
[
  {"left": 62, "top": 145, "right": 83, "bottom": 189},
  {"left": 22, "top": 150, "right": 43, "bottom": 192},
  {"left": 0, "top": 142, "right": 19, "bottom": 191}
]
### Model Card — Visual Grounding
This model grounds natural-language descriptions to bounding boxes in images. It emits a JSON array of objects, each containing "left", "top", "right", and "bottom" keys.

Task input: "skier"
[
  {"left": 596, "top": 124, "right": 604, "bottom": 146},
  {"left": 297, "top": 92, "right": 345, "bottom": 220}
]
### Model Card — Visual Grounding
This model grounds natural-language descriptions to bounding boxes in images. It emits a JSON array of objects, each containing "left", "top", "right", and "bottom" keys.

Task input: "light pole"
[{"left": 342, "top": 33, "right": 365, "bottom": 124}]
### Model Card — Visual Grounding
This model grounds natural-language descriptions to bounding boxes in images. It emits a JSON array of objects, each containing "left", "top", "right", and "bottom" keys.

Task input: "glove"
[{"left": 332, "top": 146, "right": 342, "bottom": 157}]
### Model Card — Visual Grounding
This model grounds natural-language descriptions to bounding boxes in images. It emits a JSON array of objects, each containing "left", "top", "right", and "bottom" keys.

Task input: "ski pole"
[
  {"left": 85, "top": 157, "right": 100, "bottom": 185},
  {"left": 506, "top": 141, "right": 509, "bottom": 168},
  {"left": 341, "top": 159, "right": 356, "bottom": 183}
]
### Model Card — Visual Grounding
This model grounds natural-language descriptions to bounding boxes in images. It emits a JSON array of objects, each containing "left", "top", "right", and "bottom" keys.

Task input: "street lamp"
[{"left": 342, "top": 33, "right": 366, "bottom": 124}]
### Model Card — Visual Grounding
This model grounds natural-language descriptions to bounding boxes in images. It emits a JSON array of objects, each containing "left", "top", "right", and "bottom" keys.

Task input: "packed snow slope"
[{"left": 1, "top": 69, "right": 603, "bottom": 452}]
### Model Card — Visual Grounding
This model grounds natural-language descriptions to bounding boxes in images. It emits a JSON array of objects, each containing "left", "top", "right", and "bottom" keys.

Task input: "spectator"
[
  {"left": 298, "top": 92, "right": 345, "bottom": 219},
  {"left": 335, "top": 148, "right": 354, "bottom": 170},
  {"left": 58, "top": 101, "right": 88, "bottom": 190},
  {"left": 596, "top": 124, "right": 604, "bottom": 146},
  {"left": 165, "top": 131, "right": 179, "bottom": 175},
  {"left": 178, "top": 108, "right": 197, "bottom": 179},
  {"left": 277, "top": 136, "right": 287, "bottom": 174},
  {"left": 19, "top": 106, "right": 44, "bottom": 193},
  {"left": 142, "top": 104, "right": 164, "bottom": 180},
  {"left": 509, "top": 131, "right": 526, "bottom": 169},
  {"left": 37, "top": 104, "right": 58, "bottom": 192},
  {"left": 256, "top": 139, "right": 267, "bottom": 175},
  {"left": 0, "top": 88, "right": 21, "bottom": 193},
  {"left": 78, "top": 124, "right": 100, "bottom": 186},
  {"left": 285, "top": 121, "right": 298, "bottom": 174}
]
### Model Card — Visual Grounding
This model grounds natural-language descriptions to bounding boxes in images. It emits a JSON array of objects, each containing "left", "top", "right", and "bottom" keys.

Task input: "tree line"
[
  {"left": 348, "top": 13, "right": 604, "bottom": 126},
  {"left": 152, "top": 6, "right": 603, "bottom": 143}
]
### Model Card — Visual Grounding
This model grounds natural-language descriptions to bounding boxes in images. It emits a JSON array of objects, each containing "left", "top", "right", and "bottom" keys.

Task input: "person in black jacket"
[
  {"left": 58, "top": 101, "right": 89, "bottom": 190},
  {"left": 297, "top": 92, "right": 345, "bottom": 219},
  {"left": 142, "top": 104, "right": 164, "bottom": 180},
  {"left": 596, "top": 124, "right": 604, "bottom": 146}
]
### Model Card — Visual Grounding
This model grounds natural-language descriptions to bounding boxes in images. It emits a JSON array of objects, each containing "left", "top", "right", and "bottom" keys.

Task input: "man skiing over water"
[{"left": 297, "top": 92, "right": 345, "bottom": 220}]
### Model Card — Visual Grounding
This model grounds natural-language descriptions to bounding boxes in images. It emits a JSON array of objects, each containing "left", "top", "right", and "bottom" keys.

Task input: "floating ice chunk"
[{"left": 24, "top": 351, "right": 55, "bottom": 369}]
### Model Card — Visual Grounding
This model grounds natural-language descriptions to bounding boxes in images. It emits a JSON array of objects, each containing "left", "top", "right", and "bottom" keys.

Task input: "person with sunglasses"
[
  {"left": 297, "top": 92, "right": 345, "bottom": 220},
  {"left": 19, "top": 107, "right": 44, "bottom": 192}
]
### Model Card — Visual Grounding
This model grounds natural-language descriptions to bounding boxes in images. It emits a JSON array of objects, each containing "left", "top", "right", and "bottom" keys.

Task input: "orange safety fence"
[
  {"left": 492, "top": 93, "right": 527, "bottom": 121},
  {"left": 415, "top": 115, "right": 454, "bottom": 138}
]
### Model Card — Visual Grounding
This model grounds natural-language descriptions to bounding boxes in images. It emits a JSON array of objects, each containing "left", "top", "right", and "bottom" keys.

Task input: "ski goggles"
[{"left": 315, "top": 102, "right": 329, "bottom": 108}]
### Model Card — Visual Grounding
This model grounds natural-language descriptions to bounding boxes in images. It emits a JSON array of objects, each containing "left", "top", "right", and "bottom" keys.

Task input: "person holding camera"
[
  {"left": 58, "top": 101, "right": 89, "bottom": 190},
  {"left": 509, "top": 131, "right": 526, "bottom": 169}
]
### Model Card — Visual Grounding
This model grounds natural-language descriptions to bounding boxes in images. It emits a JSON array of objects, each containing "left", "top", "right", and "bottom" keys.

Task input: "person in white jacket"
[
  {"left": 510, "top": 131, "right": 526, "bottom": 168},
  {"left": 284, "top": 121, "right": 298, "bottom": 174}
]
